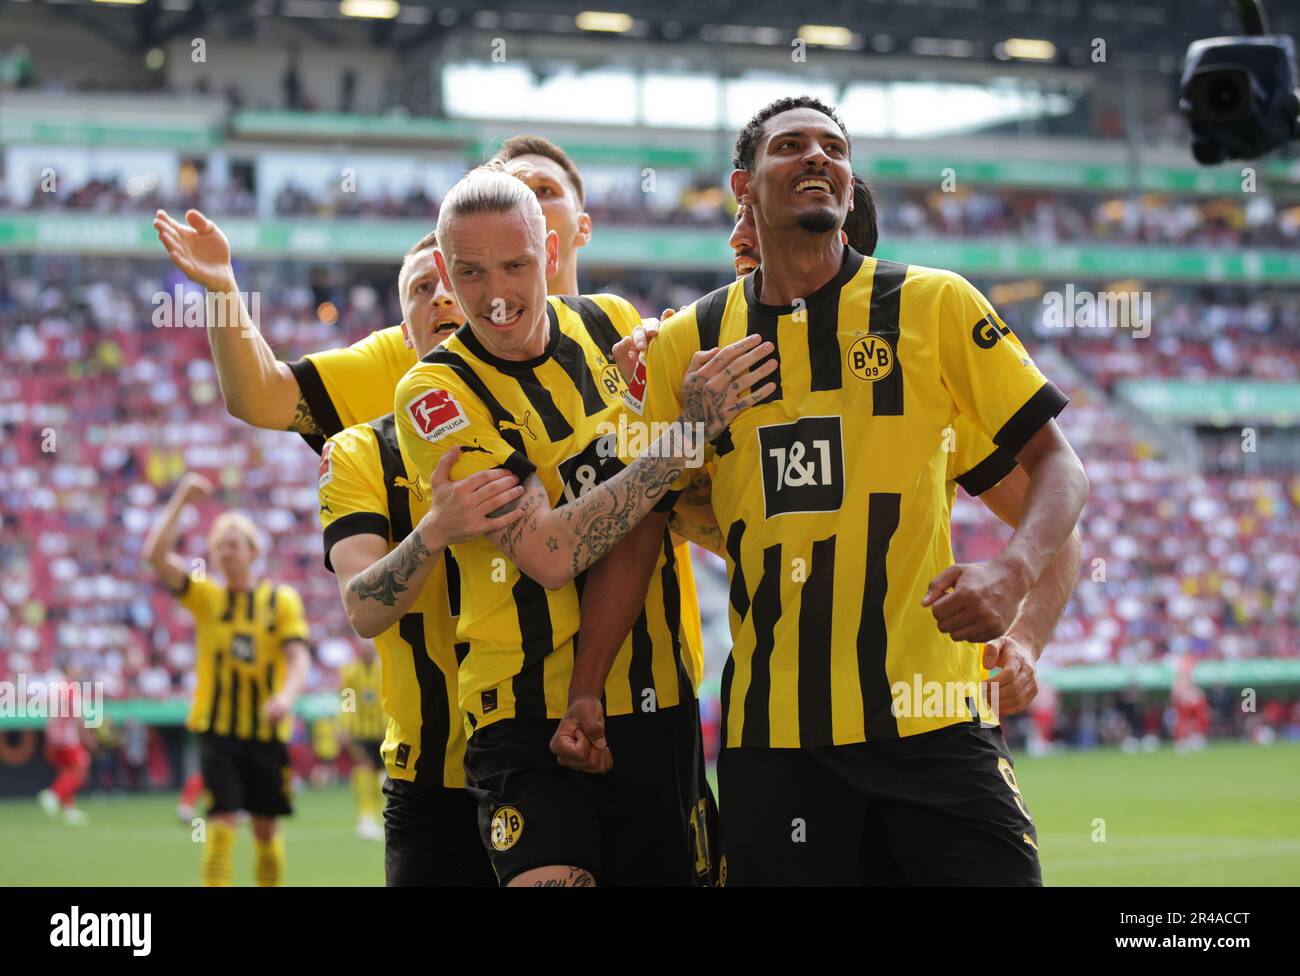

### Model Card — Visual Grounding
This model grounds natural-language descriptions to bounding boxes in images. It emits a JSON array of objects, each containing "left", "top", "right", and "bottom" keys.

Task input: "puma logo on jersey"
[
  {"left": 499, "top": 410, "right": 537, "bottom": 441},
  {"left": 394, "top": 475, "right": 424, "bottom": 501}
]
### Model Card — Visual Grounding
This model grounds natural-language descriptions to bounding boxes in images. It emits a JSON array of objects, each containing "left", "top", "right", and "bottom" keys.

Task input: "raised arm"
[
  {"left": 141, "top": 472, "right": 213, "bottom": 593},
  {"left": 154, "top": 209, "right": 312, "bottom": 432},
  {"left": 486, "top": 335, "right": 776, "bottom": 590}
]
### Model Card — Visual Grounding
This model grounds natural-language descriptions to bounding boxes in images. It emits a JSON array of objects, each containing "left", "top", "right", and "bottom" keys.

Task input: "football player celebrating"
[
  {"left": 631, "top": 96, "right": 1088, "bottom": 885},
  {"left": 318, "top": 232, "right": 521, "bottom": 885},
  {"left": 143, "top": 474, "right": 311, "bottom": 886},
  {"left": 394, "top": 164, "right": 773, "bottom": 886}
]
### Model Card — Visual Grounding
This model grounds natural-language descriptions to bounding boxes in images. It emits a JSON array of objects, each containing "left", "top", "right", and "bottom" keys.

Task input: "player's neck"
[
  {"left": 224, "top": 571, "right": 253, "bottom": 592},
  {"left": 548, "top": 261, "right": 579, "bottom": 298},
  {"left": 756, "top": 233, "right": 844, "bottom": 308}
]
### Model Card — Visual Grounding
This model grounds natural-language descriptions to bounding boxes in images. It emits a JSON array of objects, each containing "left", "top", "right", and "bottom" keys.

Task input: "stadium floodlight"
[
  {"left": 92, "top": 0, "right": 149, "bottom": 6},
  {"left": 339, "top": 0, "right": 399, "bottom": 19},
  {"left": 797, "top": 25, "right": 856, "bottom": 48},
  {"left": 575, "top": 11, "right": 634, "bottom": 33},
  {"left": 1180, "top": 1, "right": 1300, "bottom": 164},
  {"left": 998, "top": 38, "right": 1057, "bottom": 61}
]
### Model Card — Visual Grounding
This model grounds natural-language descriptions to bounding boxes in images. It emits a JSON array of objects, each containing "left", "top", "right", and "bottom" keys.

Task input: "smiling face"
[
  {"left": 400, "top": 247, "right": 466, "bottom": 358},
  {"left": 435, "top": 208, "right": 559, "bottom": 361},
  {"left": 732, "top": 107, "right": 853, "bottom": 237},
  {"left": 503, "top": 153, "right": 590, "bottom": 290}
]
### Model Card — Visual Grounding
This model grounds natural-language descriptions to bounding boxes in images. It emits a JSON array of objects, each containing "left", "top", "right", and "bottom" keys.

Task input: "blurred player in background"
[
  {"left": 338, "top": 641, "right": 385, "bottom": 840},
  {"left": 37, "top": 665, "right": 94, "bottom": 826},
  {"left": 318, "top": 230, "right": 519, "bottom": 885},
  {"left": 142, "top": 472, "right": 311, "bottom": 887}
]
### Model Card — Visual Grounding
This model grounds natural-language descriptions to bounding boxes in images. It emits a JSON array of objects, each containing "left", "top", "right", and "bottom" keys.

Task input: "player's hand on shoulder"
[
  {"left": 419, "top": 446, "right": 527, "bottom": 547},
  {"left": 680, "top": 334, "right": 778, "bottom": 439},
  {"left": 921, "top": 560, "right": 1026, "bottom": 643},
  {"left": 981, "top": 635, "right": 1039, "bottom": 717},
  {"left": 153, "top": 208, "right": 236, "bottom": 292},
  {"left": 549, "top": 695, "right": 612, "bottom": 774}
]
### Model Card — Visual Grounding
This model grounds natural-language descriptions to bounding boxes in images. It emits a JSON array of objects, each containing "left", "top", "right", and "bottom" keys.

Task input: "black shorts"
[
  {"left": 463, "top": 703, "right": 700, "bottom": 886},
  {"left": 348, "top": 738, "right": 384, "bottom": 768},
  {"left": 678, "top": 690, "right": 721, "bottom": 886},
  {"left": 381, "top": 777, "right": 496, "bottom": 887},
  {"left": 199, "top": 733, "right": 293, "bottom": 818},
  {"left": 717, "top": 723, "right": 1041, "bottom": 886}
]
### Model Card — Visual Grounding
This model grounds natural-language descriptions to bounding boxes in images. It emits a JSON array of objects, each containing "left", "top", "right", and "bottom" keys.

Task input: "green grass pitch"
[{"left": 2, "top": 741, "right": 1297, "bottom": 886}]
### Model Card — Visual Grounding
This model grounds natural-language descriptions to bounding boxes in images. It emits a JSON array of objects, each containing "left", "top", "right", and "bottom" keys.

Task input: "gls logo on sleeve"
[
  {"left": 406, "top": 389, "right": 468, "bottom": 443},
  {"left": 757, "top": 416, "right": 844, "bottom": 518},
  {"left": 972, "top": 314, "right": 1013, "bottom": 349}
]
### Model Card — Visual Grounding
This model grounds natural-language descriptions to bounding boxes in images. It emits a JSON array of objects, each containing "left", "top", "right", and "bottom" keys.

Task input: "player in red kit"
[{"left": 37, "top": 674, "right": 94, "bottom": 825}]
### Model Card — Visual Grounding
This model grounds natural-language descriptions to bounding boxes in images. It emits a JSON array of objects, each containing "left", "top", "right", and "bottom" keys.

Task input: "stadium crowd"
[{"left": 9, "top": 171, "right": 1300, "bottom": 252}]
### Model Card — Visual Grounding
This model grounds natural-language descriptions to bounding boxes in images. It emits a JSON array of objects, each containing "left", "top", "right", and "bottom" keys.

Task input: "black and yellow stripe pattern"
[
  {"left": 177, "top": 576, "right": 310, "bottom": 744},
  {"left": 395, "top": 295, "right": 698, "bottom": 732},
  {"left": 640, "top": 248, "right": 1068, "bottom": 747},
  {"left": 320, "top": 416, "right": 469, "bottom": 788}
]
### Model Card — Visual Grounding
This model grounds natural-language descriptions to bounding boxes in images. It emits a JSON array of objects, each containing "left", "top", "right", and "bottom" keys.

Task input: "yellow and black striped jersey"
[
  {"left": 175, "top": 576, "right": 310, "bottom": 743},
  {"left": 394, "top": 295, "right": 699, "bottom": 733},
  {"left": 638, "top": 247, "right": 1067, "bottom": 747},
  {"left": 318, "top": 416, "right": 468, "bottom": 788},
  {"left": 288, "top": 326, "right": 415, "bottom": 452},
  {"left": 947, "top": 416, "right": 1016, "bottom": 499},
  {"left": 339, "top": 656, "right": 385, "bottom": 741}
]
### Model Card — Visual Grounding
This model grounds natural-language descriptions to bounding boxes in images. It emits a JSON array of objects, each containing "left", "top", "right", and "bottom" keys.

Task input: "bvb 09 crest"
[{"left": 846, "top": 334, "right": 894, "bottom": 382}]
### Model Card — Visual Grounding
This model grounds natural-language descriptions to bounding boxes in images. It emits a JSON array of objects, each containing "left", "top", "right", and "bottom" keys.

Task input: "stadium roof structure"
[{"left": 13, "top": 0, "right": 1300, "bottom": 74}]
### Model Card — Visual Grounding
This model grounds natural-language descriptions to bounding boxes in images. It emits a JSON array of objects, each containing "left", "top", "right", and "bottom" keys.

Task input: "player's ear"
[
  {"left": 434, "top": 249, "right": 453, "bottom": 292},
  {"left": 545, "top": 228, "right": 560, "bottom": 279},
  {"left": 574, "top": 211, "right": 592, "bottom": 249},
  {"left": 730, "top": 169, "right": 751, "bottom": 206},
  {"left": 399, "top": 320, "right": 413, "bottom": 349}
]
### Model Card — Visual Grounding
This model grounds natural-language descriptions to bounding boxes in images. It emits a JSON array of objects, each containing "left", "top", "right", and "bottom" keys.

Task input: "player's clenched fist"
[
  {"left": 550, "top": 695, "right": 612, "bottom": 774},
  {"left": 153, "top": 208, "right": 237, "bottom": 293},
  {"left": 921, "top": 560, "right": 1028, "bottom": 643},
  {"left": 981, "top": 636, "right": 1039, "bottom": 717},
  {"left": 679, "top": 334, "right": 778, "bottom": 440},
  {"left": 417, "top": 447, "right": 525, "bottom": 548}
]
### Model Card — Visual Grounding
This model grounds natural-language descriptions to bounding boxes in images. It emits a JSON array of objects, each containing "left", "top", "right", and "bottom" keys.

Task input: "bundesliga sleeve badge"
[{"left": 406, "top": 388, "right": 469, "bottom": 443}]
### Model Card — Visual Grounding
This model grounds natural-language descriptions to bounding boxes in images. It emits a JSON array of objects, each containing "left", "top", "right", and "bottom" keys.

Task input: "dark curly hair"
[
  {"left": 843, "top": 176, "right": 878, "bottom": 256},
  {"left": 732, "top": 95, "right": 852, "bottom": 171}
]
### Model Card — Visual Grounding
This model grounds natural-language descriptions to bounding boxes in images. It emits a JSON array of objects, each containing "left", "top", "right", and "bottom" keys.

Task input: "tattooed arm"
[
  {"left": 667, "top": 468, "right": 723, "bottom": 555},
  {"left": 485, "top": 335, "right": 777, "bottom": 590},
  {"left": 328, "top": 448, "right": 526, "bottom": 639}
]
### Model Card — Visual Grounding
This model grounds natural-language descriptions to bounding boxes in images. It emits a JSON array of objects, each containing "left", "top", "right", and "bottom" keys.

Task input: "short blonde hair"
[
  {"left": 207, "top": 511, "right": 262, "bottom": 557},
  {"left": 397, "top": 229, "right": 439, "bottom": 315},
  {"left": 435, "top": 163, "right": 545, "bottom": 255}
]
